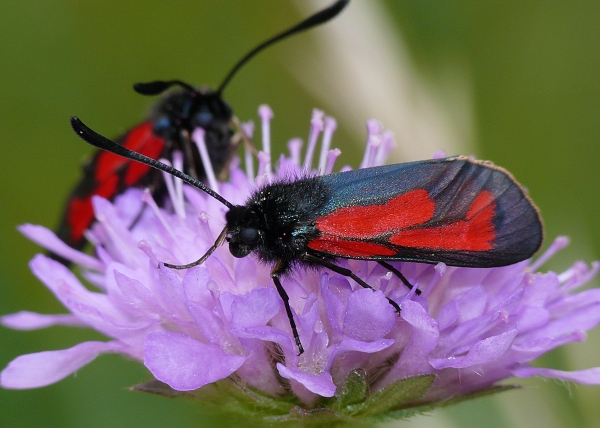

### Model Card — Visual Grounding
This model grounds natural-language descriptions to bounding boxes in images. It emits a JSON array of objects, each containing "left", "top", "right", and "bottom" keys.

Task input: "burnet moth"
[
  {"left": 70, "top": 116, "right": 544, "bottom": 354},
  {"left": 53, "top": 0, "right": 350, "bottom": 262}
]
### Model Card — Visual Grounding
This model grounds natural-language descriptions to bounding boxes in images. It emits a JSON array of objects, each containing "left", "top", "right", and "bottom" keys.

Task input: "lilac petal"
[
  {"left": 29, "top": 255, "right": 156, "bottom": 343},
  {"left": 92, "top": 196, "right": 140, "bottom": 265},
  {"left": 144, "top": 332, "right": 246, "bottom": 391},
  {"left": 322, "top": 274, "right": 352, "bottom": 334},
  {"left": 396, "top": 300, "right": 439, "bottom": 372},
  {"left": 232, "top": 326, "right": 296, "bottom": 355},
  {"left": 430, "top": 329, "right": 518, "bottom": 369},
  {"left": 277, "top": 363, "right": 336, "bottom": 397},
  {"left": 233, "top": 257, "right": 259, "bottom": 294},
  {"left": 112, "top": 270, "right": 167, "bottom": 317},
  {"left": 155, "top": 266, "right": 188, "bottom": 320},
  {"left": 181, "top": 266, "right": 212, "bottom": 306},
  {"left": 235, "top": 338, "right": 284, "bottom": 396},
  {"left": 327, "top": 338, "right": 394, "bottom": 371},
  {"left": 343, "top": 289, "right": 396, "bottom": 341},
  {"left": 18, "top": 224, "right": 103, "bottom": 271},
  {"left": 513, "top": 366, "right": 600, "bottom": 384},
  {"left": 454, "top": 285, "right": 487, "bottom": 323},
  {"left": 1, "top": 311, "right": 85, "bottom": 330},
  {"left": 1, "top": 341, "right": 121, "bottom": 389},
  {"left": 230, "top": 287, "right": 281, "bottom": 329},
  {"left": 186, "top": 300, "right": 225, "bottom": 344},
  {"left": 512, "top": 331, "right": 585, "bottom": 363}
]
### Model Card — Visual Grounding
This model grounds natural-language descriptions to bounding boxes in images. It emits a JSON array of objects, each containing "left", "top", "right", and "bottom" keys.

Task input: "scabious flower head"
[{"left": 3, "top": 107, "right": 600, "bottom": 425}]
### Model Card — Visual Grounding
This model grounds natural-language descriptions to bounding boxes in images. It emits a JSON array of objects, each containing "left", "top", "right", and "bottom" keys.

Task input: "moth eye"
[
  {"left": 194, "top": 111, "right": 214, "bottom": 127},
  {"left": 240, "top": 227, "right": 259, "bottom": 245}
]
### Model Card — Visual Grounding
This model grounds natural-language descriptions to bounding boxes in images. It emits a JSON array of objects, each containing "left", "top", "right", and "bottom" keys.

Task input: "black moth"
[
  {"left": 53, "top": 0, "right": 350, "bottom": 263},
  {"left": 70, "top": 116, "right": 543, "bottom": 355}
]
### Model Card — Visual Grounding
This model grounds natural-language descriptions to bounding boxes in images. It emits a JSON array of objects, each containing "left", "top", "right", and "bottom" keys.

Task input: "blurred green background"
[{"left": 1, "top": 1, "right": 599, "bottom": 427}]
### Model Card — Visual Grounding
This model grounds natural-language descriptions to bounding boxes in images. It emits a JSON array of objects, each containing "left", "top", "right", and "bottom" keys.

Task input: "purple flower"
[{"left": 3, "top": 107, "right": 600, "bottom": 422}]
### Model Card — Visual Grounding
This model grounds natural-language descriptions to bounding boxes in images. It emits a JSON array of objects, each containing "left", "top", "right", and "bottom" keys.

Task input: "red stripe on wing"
[
  {"left": 308, "top": 235, "right": 396, "bottom": 257},
  {"left": 94, "top": 122, "right": 164, "bottom": 184},
  {"left": 66, "top": 174, "right": 119, "bottom": 242},
  {"left": 315, "top": 189, "right": 434, "bottom": 238},
  {"left": 124, "top": 131, "right": 165, "bottom": 186},
  {"left": 390, "top": 190, "right": 496, "bottom": 251}
]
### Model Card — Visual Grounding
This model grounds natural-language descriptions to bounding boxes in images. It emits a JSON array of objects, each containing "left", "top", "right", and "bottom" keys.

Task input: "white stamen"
[
  {"left": 288, "top": 138, "right": 303, "bottom": 167},
  {"left": 529, "top": 236, "right": 570, "bottom": 272},
  {"left": 172, "top": 151, "right": 186, "bottom": 218},
  {"left": 141, "top": 189, "right": 177, "bottom": 242},
  {"left": 559, "top": 261, "right": 599, "bottom": 292},
  {"left": 303, "top": 109, "right": 324, "bottom": 170},
  {"left": 198, "top": 211, "right": 214, "bottom": 243},
  {"left": 325, "top": 149, "right": 341, "bottom": 175},
  {"left": 367, "top": 118, "right": 383, "bottom": 136},
  {"left": 256, "top": 151, "right": 271, "bottom": 186},
  {"left": 318, "top": 116, "right": 337, "bottom": 174},
  {"left": 192, "top": 128, "right": 219, "bottom": 193},
  {"left": 242, "top": 121, "right": 255, "bottom": 183},
  {"left": 360, "top": 134, "right": 381, "bottom": 169},
  {"left": 258, "top": 105, "right": 273, "bottom": 175},
  {"left": 94, "top": 211, "right": 135, "bottom": 266},
  {"left": 374, "top": 130, "right": 395, "bottom": 166},
  {"left": 159, "top": 157, "right": 185, "bottom": 219},
  {"left": 360, "top": 120, "right": 383, "bottom": 169}
]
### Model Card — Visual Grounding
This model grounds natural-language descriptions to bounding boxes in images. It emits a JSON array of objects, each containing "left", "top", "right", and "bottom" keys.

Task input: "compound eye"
[
  {"left": 239, "top": 227, "right": 259, "bottom": 246},
  {"left": 194, "top": 111, "right": 213, "bottom": 127}
]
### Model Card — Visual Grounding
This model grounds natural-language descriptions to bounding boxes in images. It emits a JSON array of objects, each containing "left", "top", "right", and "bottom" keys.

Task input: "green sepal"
[{"left": 131, "top": 376, "right": 520, "bottom": 427}]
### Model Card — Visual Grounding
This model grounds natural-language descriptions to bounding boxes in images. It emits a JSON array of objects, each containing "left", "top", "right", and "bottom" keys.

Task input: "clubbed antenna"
[{"left": 216, "top": 0, "right": 350, "bottom": 94}]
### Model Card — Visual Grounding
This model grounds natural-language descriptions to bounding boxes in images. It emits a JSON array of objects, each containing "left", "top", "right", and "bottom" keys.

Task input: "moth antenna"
[
  {"left": 133, "top": 80, "right": 197, "bottom": 96},
  {"left": 216, "top": 0, "right": 349, "bottom": 94},
  {"left": 70, "top": 116, "right": 234, "bottom": 209},
  {"left": 163, "top": 227, "right": 229, "bottom": 270}
]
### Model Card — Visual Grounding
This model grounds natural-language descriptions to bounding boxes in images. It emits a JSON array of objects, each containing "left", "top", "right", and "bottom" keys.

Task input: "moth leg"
[
  {"left": 128, "top": 203, "right": 148, "bottom": 231},
  {"left": 302, "top": 254, "right": 401, "bottom": 314},
  {"left": 232, "top": 116, "right": 258, "bottom": 155},
  {"left": 377, "top": 261, "right": 421, "bottom": 296},
  {"left": 271, "top": 262, "right": 304, "bottom": 355}
]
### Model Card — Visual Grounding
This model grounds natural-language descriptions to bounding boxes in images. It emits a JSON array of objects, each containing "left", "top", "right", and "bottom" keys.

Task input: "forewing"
[
  {"left": 308, "top": 157, "right": 542, "bottom": 267},
  {"left": 55, "top": 122, "right": 165, "bottom": 249}
]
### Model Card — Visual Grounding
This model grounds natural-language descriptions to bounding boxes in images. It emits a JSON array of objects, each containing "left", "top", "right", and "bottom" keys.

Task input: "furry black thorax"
[{"left": 225, "top": 176, "right": 330, "bottom": 275}]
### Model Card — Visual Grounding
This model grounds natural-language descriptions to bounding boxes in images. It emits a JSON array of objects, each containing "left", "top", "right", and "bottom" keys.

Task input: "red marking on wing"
[
  {"left": 315, "top": 189, "right": 434, "bottom": 239},
  {"left": 94, "top": 123, "right": 163, "bottom": 183},
  {"left": 390, "top": 191, "right": 496, "bottom": 251},
  {"left": 124, "top": 133, "right": 165, "bottom": 186},
  {"left": 308, "top": 236, "right": 396, "bottom": 257},
  {"left": 67, "top": 174, "right": 119, "bottom": 242}
]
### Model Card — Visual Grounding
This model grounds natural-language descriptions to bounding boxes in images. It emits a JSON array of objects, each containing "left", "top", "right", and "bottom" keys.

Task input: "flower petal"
[
  {"left": 343, "top": 289, "right": 396, "bottom": 341},
  {"left": 1, "top": 341, "right": 121, "bottom": 389},
  {"left": 1, "top": 311, "right": 85, "bottom": 330},
  {"left": 430, "top": 329, "right": 518, "bottom": 369},
  {"left": 230, "top": 287, "right": 281, "bottom": 328},
  {"left": 144, "top": 332, "right": 246, "bottom": 391},
  {"left": 277, "top": 363, "right": 336, "bottom": 397},
  {"left": 513, "top": 366, "right": 600, "bottom": 384},
  {"left": 18, "top": 224, "right": 103, "bottom": 271}
]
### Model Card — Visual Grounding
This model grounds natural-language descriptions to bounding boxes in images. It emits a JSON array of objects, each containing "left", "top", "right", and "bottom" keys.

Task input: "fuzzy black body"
[
  {"left": 225, "top": 176, "right": 331, "bottom": 274},
  {"left": 147, "top": 87, "right": 235, "bottom": 181},
  {"left": 54, "top": 87, "right": 236, "bottom": 259}
]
